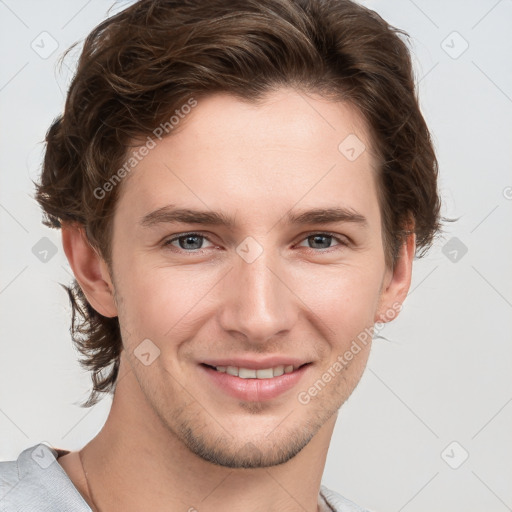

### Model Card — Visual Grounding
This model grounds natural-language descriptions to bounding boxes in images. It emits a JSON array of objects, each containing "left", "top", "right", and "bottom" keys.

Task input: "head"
[{"left": 35, "top": 0, "right": 444, "bottom": 468}]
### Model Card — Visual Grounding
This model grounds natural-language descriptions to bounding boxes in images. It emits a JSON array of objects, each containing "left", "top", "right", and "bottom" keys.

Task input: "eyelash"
[{"left": 162, "top": 232, "right": 349, "bottom": 254}]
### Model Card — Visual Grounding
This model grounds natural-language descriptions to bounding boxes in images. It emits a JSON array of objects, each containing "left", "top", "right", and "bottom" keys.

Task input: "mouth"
[
  {"left": 199, "top": 362, "right": 312, "bottom": 402},
  {"left": 201, "top": 362, "right": 311, "bottom": 379}
]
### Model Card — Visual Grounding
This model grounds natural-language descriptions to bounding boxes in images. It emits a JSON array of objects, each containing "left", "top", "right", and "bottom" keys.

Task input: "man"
[{"left": 0, "top": 0, "right": 443, "bottom": 510}]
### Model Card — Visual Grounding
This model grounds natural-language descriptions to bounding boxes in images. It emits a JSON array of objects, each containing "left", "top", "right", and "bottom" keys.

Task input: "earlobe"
[
  {"left": 61, "top": 223, "right": 118, "bottom": 318},
  {"left": 374, "top": 231, "right": 416, "bottom": 324}
]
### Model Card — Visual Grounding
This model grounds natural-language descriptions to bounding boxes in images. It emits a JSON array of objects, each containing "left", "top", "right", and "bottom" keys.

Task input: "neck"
[{"left": 79, "top": 358, "right": 337, "bottom": 512}]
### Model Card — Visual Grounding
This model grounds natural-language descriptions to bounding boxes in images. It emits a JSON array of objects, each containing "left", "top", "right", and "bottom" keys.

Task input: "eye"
[
  {"left": 296, "top": 233, "right": 348, "bottom": 251},
  {"left": 162, "top": 231, "right": 348, "bottom": 254},
  {"left": 163, "top": 233, "right": 215, "bottom": 252}
]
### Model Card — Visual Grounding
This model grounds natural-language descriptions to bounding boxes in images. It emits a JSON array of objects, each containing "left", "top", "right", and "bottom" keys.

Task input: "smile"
[
  {"left": 200, "top": 363, "right": 312, "bottom": 401},
  {"left": 207, "top": 364, "right": 303, "bottom": 379}
]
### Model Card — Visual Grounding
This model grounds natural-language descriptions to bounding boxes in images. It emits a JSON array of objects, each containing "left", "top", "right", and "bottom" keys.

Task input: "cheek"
[
  {"left": 289, "top": 262, "right": 383, "bottom": 334},
  {"left": 114, "top": 257, "right": 224, "bottom": 344}
]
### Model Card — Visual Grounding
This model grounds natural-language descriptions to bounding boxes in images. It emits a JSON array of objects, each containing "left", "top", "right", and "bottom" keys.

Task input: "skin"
[{"left": 58, "top": 87, "right": 415, "bottom": 512}]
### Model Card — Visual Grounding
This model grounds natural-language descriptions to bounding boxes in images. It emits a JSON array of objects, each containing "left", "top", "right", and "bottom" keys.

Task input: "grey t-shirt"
[{"left": 0, "top": 444, "right": 371, "bottom": 512}]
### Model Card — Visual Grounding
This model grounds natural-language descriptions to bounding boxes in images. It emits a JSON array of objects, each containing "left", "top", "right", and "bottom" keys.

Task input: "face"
[{"left": 100, "top": 88, "right": 402, "bottom": 468}]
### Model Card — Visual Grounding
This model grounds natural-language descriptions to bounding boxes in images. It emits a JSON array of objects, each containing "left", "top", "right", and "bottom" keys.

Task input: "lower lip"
[{"left": 200, "top": 364, "right": 311, "bottom": 402}]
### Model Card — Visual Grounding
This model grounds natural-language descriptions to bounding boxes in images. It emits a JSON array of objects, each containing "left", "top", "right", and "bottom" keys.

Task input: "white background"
[{"left": 0, "top": 1, "right": 511, "bottom": 511}]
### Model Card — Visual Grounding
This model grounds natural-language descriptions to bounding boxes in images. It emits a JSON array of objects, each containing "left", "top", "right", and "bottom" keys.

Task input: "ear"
[
  {"left": 374, "top": 230, "right": 416, "bottom": 324},
  {"left": 61, "top": 223, "right": 118, "bottom": 318}
]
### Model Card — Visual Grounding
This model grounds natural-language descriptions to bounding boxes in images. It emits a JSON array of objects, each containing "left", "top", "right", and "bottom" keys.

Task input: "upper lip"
[{"left": 201, "top": 357, "right": 311, "bottom": 370}]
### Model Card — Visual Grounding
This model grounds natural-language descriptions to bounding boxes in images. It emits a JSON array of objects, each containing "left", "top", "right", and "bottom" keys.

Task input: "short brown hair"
[{"left": 35, "top": 0, "right": 447, "bottom": 407}]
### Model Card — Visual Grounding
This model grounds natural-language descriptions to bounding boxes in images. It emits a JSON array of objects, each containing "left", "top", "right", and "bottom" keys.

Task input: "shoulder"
[
  {"left": 320, "top": 484, "right": 374, "bottom": 512},
  {"left": 0, "top": 443, "right": 91, "bottom": 511}
]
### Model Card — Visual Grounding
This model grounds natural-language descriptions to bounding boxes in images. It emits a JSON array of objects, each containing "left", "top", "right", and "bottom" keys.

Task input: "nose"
[{"left": 217, "top": 245, "right": 298, "bottom": 346}]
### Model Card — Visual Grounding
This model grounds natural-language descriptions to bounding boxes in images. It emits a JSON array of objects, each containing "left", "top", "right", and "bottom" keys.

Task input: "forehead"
[{"left": 115, "top": 88, "right": 381, "bottom": 229}]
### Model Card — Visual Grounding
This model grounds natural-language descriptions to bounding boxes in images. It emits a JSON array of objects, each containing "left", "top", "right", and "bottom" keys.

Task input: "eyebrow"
[{"left": 139, "top": 205, "right": 368, "bottom": 229}]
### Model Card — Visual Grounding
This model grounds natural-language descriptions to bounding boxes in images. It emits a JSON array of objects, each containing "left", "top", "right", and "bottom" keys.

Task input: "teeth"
[
  {"left": 213, "top": 364, "right": 301, "bottom": 379},
  {"left": 273, "top": 365, "right": 284, "bottom": 377},
  {"left": 226, "top": 366, "right": 238, "bottom": 376},
  {"left": 256, "top": 368, "right": 273, "bottom": 379},
  {"left": 239, "top": 368, "right": 257, "bottom": 378}
]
